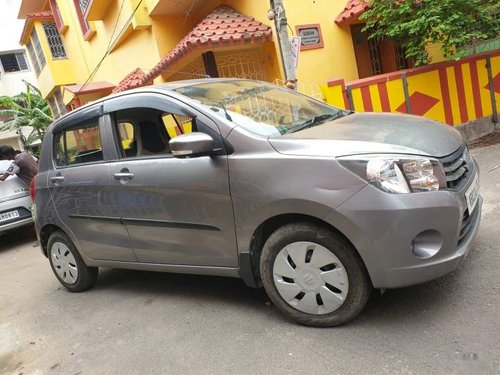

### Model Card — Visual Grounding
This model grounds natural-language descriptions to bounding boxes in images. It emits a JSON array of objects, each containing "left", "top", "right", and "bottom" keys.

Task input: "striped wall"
[{"left": 321, "top": 51, "right": 500, "bottom": 126}]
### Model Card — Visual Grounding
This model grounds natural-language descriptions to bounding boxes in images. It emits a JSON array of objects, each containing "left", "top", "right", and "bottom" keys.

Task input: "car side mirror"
[{"left": 170, "top": 132, "right": 215, "bottom": 158}]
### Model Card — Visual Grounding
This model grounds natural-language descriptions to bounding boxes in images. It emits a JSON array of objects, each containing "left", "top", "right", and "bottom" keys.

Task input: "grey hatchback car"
[{"left": 33, "top": 79, "right": 481, "bottom": 326}]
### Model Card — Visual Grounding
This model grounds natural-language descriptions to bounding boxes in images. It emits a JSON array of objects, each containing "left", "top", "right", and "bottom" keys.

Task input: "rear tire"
[
  {"left": 47, "top": 231, "right": 98, "bottom": 292},
  {"left": 260, "top": 222, "right": 371, "bottom": 327}
]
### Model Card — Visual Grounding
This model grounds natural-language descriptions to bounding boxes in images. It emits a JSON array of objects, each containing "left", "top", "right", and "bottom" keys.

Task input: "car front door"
[
  {"left": 102, "top": 93, "right": 238, "bottom": 267},
  {"left": 47, "top": 108, "right": 136, "bottom": 262}
]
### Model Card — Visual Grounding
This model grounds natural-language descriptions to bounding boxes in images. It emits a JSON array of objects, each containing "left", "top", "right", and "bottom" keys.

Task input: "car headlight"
[{"left": 337, "top": 154, "right": 446, "bottom": 193}]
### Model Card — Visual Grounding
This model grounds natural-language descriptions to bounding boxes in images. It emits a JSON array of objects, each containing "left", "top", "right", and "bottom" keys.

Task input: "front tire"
[
  {"left": 260, "top": 223, "right": 371, "bottom": 327},
  {"left": 47, "top": 231, "right": 98, "bottom": 292}
]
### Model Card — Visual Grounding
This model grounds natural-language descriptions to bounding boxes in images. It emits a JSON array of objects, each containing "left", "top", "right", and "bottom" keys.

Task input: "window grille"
[
  {"left": 395, "top": 45, "right": 410, "bottom": 70},
  {"left": 74, "top": 0, "right": 92, "bottom": 38},
  {"left": 368, "top": 39, "right": 381, "bottom": 75},
  {"left": 30, "top": 29, "right": 46, "bottom": 69},
  {"left": 215, "top": 49, "right": 266, "bottom": 81},
  {"left": 79, "top": 0, "right": 91, "bottom": 14},
  {"left": 26, "top": 41, "right": 41, "bottom": 76},
  {"left": 43, "top": 22, "right": 67, "bottom": 59}
]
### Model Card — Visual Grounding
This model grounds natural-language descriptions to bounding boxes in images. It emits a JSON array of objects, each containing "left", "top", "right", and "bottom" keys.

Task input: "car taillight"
[{"left": 29, "top": 176, "right": 36, "bottom": 202}]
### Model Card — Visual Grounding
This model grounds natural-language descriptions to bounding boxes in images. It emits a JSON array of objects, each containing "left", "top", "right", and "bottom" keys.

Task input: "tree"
[
  {"left": 0, "top": 82, "right": 53, "bottom": 150},
  {"left": 361, "top": 0, "right": 500, "bottom": 66}
]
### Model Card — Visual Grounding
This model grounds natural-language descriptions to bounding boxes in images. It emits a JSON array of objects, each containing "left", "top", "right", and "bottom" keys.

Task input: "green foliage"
[
  {"left": 0, "top": 82, "right": 53, "bottom": 149},
  {"left": 361, "top": 0, "right": 500, "bottom": 66}
]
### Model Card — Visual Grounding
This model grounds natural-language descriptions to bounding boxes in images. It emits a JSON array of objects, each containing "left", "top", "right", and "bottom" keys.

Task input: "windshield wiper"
[{"left": 283, "top": 113, "right": 343, "bottom": 135}]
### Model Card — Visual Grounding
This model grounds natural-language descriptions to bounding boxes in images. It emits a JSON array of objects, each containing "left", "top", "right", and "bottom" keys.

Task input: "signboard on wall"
[{"left": 295, "top": 24, "right": 324, "bottom": 51}]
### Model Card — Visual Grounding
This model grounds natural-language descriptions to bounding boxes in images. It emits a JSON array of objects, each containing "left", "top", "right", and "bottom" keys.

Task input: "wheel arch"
[
  {"left": 241, "top": 213, "right": 372, "bottom": 288},
  {"left": 39, "top": 224, "right": 64, "bottom": 257}
]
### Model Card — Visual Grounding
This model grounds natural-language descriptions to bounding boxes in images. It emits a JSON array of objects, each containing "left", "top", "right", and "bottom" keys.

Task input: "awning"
[
  {"left": 335, "top": 0, "right": 370, "bottom": 25},
  {"left": 141, "top": 5, "right": 273, "bottom": 84},
  {"left": 20, "top": 10, "right": 53, "bottom": 44},
  {"left": 62, "top": 81, "right": 115, "bottom": 105}
]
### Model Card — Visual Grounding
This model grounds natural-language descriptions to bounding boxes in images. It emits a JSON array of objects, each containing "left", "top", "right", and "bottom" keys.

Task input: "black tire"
[
  {"left": 47, "top": 231, "right": 98, "bottom": 292},
  {"left": 260, "top": 222, "right": 371, "bottom": 327}
]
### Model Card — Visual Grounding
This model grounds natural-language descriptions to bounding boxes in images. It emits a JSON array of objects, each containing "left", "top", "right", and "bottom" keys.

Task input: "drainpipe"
[
  {"left": 486, "top": 55, "right": 498, "bottom": 124},
  {"left": 270, "top": 0, "right": 296, "bottom": 83}
]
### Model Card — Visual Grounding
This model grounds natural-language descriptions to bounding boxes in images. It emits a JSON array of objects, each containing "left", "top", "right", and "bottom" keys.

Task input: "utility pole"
[{"left": 270, "top": 0, "right": 297, "bottom": 84}]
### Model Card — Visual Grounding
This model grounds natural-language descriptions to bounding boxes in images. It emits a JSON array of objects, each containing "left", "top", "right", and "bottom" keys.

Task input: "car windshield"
[{"left": 173, "top": 80, "right": 342, "bottom": 136}]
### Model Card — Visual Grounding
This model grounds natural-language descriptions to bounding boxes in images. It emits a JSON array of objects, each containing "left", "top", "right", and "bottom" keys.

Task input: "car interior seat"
[{"left": 138, "top": 120, "right": 170, "bottom": 155}]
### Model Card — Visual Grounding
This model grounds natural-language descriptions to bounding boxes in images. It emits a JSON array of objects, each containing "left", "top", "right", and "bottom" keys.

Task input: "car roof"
[{"left": 49, "top": 78, "right": 257, "bottom": 130}]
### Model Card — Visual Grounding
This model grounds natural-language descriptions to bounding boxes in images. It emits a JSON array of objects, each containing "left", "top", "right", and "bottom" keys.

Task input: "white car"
[{"left": 0, "top": 160, "right": 33, "bottom": 233}]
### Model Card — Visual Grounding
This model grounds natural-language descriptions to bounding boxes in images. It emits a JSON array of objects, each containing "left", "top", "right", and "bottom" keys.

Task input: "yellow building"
[{"left": 18, "top": 0, "right": 422, "bottom": 118}]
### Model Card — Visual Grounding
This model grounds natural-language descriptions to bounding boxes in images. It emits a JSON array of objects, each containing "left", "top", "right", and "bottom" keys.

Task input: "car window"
[
  {"left": 116, "top": 122, "right": 136, "bottom": 158},
  {"left": 113, "top": 108, "right": 196, "bottom": 159},
  {"left": 173, "top": 80, "right": 341, "bottom": 136},
  {"left": 161, "top": 113, "right": 194, "bottom": 138},
  {"left": 55, "top": 119, "right": 103, "bottom": 166}
]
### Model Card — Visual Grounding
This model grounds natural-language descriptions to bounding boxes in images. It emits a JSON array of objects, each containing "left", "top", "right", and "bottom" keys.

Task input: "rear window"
[{"left": 55, "top": 119, "right": 103, "bottom": 166}]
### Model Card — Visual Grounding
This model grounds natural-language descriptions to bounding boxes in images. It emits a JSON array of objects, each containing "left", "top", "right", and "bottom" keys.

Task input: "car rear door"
[
  {"left": 102, "top": 93, "right": 238, "bottom": 267},
  {"left": 47, "top": 108, "right": 136, "bottom": 262}
]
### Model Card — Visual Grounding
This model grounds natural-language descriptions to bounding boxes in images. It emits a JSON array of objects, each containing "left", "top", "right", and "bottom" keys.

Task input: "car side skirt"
[{"left": 85, "top": 259, "right": 241, "bottom": 279}]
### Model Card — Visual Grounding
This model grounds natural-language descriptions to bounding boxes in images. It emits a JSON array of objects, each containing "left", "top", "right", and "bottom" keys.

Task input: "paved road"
[{"left": 1, "top": 145, "right": 499, "bottom": 375}]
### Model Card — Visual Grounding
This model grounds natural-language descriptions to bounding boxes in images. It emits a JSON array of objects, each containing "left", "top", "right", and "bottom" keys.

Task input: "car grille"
[
  {"left": 441, "top": 147, "right": 473, "bottom": 190},
  {"left": 458, "top": 206, "right": 479, "bottom": 247}
]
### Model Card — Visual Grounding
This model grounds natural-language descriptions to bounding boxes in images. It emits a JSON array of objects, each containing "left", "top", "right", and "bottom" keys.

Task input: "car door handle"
[
  {"left": 50, "top": 176, "right": 65, "bottom": 183},
  {"left": 113, "top": 172, "right": 134, "bottom": 180}
]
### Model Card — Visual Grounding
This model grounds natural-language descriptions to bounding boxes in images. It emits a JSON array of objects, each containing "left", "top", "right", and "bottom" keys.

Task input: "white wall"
[{"left": 0, "top": 0, "right": 38, "bottom": 97}]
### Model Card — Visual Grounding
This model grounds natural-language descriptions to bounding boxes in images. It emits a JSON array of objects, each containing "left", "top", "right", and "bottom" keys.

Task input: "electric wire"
[{"left": 76, "top": 0, "right": 144, "bottom": 95}]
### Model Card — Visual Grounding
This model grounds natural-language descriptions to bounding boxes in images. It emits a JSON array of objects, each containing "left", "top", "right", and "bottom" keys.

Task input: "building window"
[
  {"left": 48, "top": 90, "right": 67, "bottom": 119},
  {"left": 0, "top": 52, "right": 29, "bottom": 73},
  {"left": 79, "top": 0, "right": 91, "bottom": 14},
  {"left": 73, "top": 0, "right": 95, "bottom": 40},
  {"left": 395, "top": 45, "right": 411, "bottom": 70},
  {"left": 48, "top": 0, "right": 67, "bottom": 33},
  {"left": 54, "top": 90, "right": 67, "bottom": 116},
  {"left": 26, "top": 41, "right": 40, "bottom": 76},
  {"left": 42, "top": 22, "right": 67, "bottom": 59},
  {"left": 368, "top": 39, "right": 382, "bottom": 75},
  {"left": 55, "top": 120, "right": 102, "bottom": 166},
  {"left": 27, "top": 28, "right": 47, "bottom": 77}
]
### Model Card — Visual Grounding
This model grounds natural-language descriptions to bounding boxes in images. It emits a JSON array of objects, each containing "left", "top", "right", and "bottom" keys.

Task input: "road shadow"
[
  {"left": 95, "top": 267, "right": 270, "bottom": 313},
  {"left": 0, "top": 224, "right": 37, "bottom": 252},
  {"left": 90, "top": 255, "right": 474, "bottom": 328}
]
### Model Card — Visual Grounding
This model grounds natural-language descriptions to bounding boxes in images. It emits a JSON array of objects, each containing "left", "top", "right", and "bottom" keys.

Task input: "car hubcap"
[
  {"left": 273, "top": 241, "right": 349, "bottom": 315},
  {"left": 50, "top": 242, "right": 78, "bottom": 285}
]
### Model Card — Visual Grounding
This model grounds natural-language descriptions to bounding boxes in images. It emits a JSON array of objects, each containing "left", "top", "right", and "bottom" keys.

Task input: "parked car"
[
  {"left": 0, "top": 160, "right": 33, "bottom": 233},
  {"left": 32, "top": 79, "right": 481, "bottom": 326}
]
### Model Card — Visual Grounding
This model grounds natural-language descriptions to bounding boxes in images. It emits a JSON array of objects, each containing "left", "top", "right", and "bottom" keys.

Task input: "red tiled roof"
[
  {"left": 335, "top": 0, "right": 370, "bottom": 25},
  {"left": 26, "top": 10, "right": 53, "bottom": 19},
  {"left": 65, "top": 81, "right": 115, "bottom": 95},
  {"left": 20, "top": 10, "right": 54, "bottom": 44},
  {"left": 111, "top": 68, "right": 150, "bottom": 94},
  {"left": 142, "top": 5, "right": 273, "bottom": 83}
]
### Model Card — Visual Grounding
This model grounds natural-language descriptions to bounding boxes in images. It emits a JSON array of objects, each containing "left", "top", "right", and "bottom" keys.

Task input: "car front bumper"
[{"left": 331, "top": 173, "right": 482, "bottom": 289}]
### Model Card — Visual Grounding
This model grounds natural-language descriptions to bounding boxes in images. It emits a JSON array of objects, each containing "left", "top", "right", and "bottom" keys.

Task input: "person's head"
[{"left": 0, "top": 145, "right": 17, "bottom": 160}]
